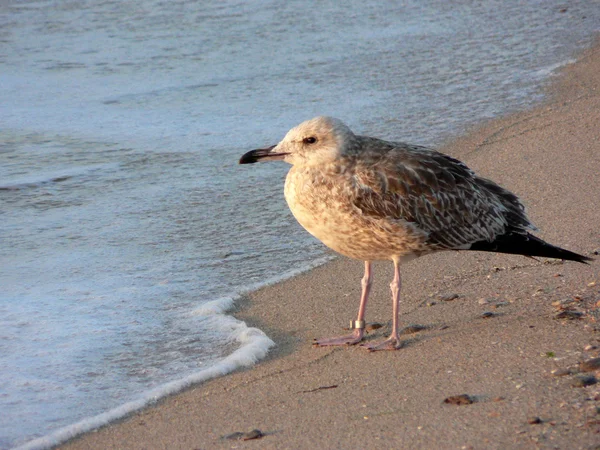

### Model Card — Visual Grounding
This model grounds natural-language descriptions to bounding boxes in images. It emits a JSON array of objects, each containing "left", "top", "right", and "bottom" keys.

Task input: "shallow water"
[{"left": 1, "top": 0, "right": 599, "bottom": 448}]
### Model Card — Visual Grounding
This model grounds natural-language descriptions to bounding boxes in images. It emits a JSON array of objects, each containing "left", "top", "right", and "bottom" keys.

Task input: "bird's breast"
[{"left": 283, "top": 166, "right": 428, "bottom": 261}]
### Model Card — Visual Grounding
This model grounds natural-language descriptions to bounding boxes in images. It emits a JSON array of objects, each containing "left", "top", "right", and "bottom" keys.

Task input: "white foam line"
[
  {"left": 16, "top": 255, "right": 335, "bottom": 450},
  {"left": 533, "top": 58, "right": 577, "bottom": 78},
  {"left": 15, "top": 321, "right": 274, "bottom": 450}
]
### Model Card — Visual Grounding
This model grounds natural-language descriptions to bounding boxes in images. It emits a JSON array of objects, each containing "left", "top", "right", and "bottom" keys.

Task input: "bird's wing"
[{"left": 350, "top": 144, "right": 531, "bottom": 250}]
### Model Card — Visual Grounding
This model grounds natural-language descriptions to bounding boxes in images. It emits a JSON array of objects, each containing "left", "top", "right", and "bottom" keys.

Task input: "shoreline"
[{"left": 62, "top": 43, "right": 600, "bottom": 449}]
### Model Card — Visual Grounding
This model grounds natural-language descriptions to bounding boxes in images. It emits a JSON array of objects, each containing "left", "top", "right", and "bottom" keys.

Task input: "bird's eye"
[{"left": 303, "top": 136, "right": 317, "bottom": 144}]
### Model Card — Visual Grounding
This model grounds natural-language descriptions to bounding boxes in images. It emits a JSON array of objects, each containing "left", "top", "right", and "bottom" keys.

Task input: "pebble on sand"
[
  {"left": 223, "top": 429, "right": 265, "bottom": 441},
  {"left": 553, "top": 310, "right": 584, "bottom": 320},
  {"left": 439, "top": 293, "right": 461, "bottom": 302},
  {"left": 572, "top": 375, "right": 598, "bottom": 388},
  {"left": 551, "top": 368, "right": 575, "bottom": 377},
  {"left": 443, "top": 394, "right": 474, "bottom": 405},
  {"left": 579, "top": 357, "right": 600, "bottom": 372}
]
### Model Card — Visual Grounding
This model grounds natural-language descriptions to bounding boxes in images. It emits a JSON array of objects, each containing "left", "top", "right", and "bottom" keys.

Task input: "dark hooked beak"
[{"left": 239, "top": 145, "right": 288, "bottom": 164}]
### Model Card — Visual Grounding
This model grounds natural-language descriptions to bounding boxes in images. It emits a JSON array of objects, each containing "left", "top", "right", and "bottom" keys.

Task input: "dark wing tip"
[
  {"left": 469, "top": 232, "right": 594, "bottom": 264},
  {"left": 577, "top": 254, "right": 595, "bottom": 264}
]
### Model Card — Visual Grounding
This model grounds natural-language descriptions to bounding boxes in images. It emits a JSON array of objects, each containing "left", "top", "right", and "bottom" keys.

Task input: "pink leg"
[
  {"left": 313, "top": 261, "right": 372, "bottom": 346},
  {"left": 362, "top": 258, "right": 402, "bottom": 351}
]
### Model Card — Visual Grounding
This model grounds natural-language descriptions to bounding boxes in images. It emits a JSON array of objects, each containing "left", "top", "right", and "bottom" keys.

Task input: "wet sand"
[{"left": 63, "top": 43, "right": 600, "bottom": 449}]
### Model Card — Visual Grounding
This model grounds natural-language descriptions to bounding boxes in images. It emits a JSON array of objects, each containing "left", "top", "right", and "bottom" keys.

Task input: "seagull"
[{"left": 239, "top": 116, "right": 592, "bottom": 351}]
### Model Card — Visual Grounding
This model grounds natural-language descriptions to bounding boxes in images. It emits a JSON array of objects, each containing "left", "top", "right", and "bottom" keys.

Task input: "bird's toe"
[{"left": 361, "top": 336, "right": 403, "bottom": 351}]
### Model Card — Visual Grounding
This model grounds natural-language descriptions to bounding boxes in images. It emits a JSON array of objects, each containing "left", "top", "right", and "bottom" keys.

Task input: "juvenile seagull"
[{"left": 239, "top": 116, "right": 591, "bottom": 351}]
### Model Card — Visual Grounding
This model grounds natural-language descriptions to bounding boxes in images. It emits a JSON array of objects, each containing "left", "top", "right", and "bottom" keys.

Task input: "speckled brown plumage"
[{"left": 239, "top": 116, "right": 591, "bottom": 351}]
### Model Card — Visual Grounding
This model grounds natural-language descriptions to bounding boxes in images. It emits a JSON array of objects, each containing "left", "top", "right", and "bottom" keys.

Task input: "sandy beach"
[{"left": 63, "top": 42, "right": 599, "bottom": 449}]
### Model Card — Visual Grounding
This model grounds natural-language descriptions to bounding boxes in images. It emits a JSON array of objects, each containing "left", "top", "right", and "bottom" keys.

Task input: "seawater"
[{"left": 1, "top": 0, "right": 598, "bottom": 448}]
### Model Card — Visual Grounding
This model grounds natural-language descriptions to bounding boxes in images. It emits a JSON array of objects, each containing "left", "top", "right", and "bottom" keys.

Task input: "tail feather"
[{"left": 469, "top": 232, "right": 592, "bottom": 264}]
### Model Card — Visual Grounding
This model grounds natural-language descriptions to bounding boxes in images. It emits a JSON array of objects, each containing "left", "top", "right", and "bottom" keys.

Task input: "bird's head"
[{"left": 239, "top": 116, "right": 355, "bottom": 167}]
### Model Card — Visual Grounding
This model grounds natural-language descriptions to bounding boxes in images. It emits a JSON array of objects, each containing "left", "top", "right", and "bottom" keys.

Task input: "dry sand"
[{"left": 63, "top": 43, "right": 600, "bottom": 449}]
